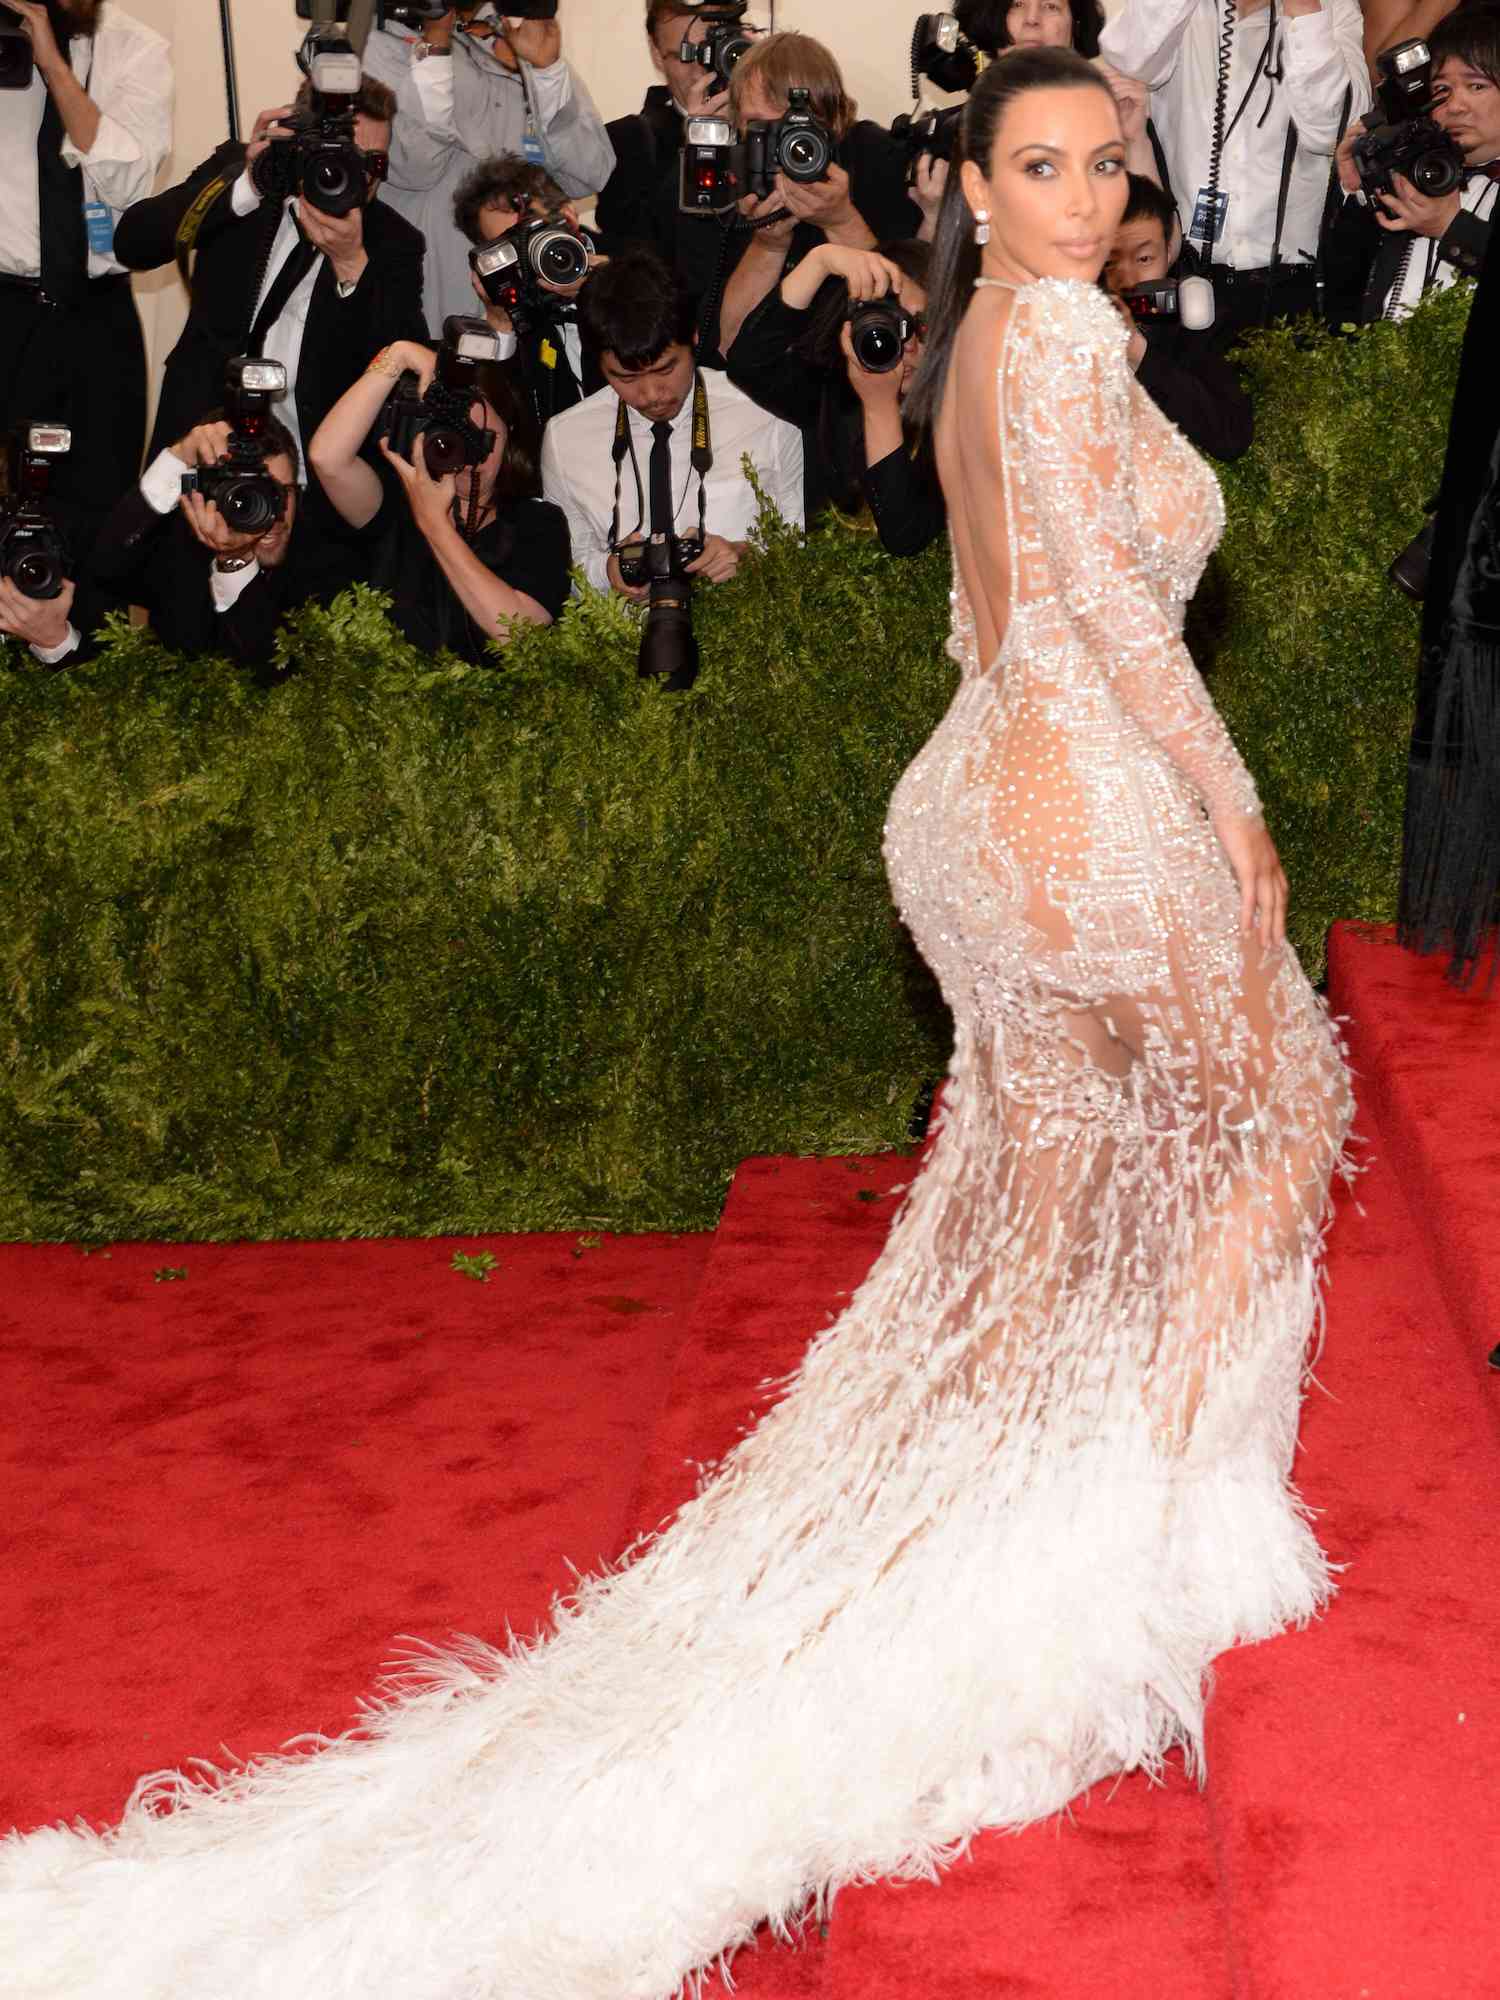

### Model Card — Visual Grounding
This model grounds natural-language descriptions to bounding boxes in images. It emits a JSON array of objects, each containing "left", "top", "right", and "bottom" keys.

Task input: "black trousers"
[{"left": 0, "top": 274, "right": 148, "bottom": 565}]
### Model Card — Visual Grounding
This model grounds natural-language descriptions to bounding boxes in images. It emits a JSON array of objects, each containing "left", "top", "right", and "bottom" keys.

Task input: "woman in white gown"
[{"left": 2, "top": 48, "right": 1353, "bottom": 2000}]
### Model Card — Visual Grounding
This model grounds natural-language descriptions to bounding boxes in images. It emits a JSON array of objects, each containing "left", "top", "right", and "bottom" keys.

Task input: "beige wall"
[{"left": 128, "top": 0, "right": 966, "bottom": 405}]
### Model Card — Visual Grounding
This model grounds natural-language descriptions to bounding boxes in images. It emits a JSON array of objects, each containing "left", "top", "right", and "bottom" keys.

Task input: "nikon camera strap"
[{"left": 609, "top": 371, "right": 713, "bottom": 552}]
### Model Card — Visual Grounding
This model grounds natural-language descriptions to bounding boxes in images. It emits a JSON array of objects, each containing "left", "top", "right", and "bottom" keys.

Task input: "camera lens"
[
  {"left": 1411, "top": 148, "right": 1463, "bottom": 197},
  {"left": 532, "top": 228, "right": 590, "bottom": 287},
  {"left": 218, "top": 476, "right": 281, "bottom": 536},
  {"left": 848, "top": 302, "right": 909, "bottom": 374},
  {"left": 423, "top": 426, "right": 471, "bottom": 478},
  {"left": 11, "top": 549, "right": 60, "bottom": 598},
  {"left": 779, "top": 127, "right": 832, "bottom": 181}
]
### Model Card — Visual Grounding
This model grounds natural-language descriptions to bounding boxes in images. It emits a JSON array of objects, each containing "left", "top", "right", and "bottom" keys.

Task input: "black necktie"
[
  {"left": 37, "top": 50, "right": 88, "bottom": 306},
  {"left": 649, "top": 420, "right": 675, "bottom": 538},
  {"left": 248, "top": 211, "right": 319, "bottom": 355}
]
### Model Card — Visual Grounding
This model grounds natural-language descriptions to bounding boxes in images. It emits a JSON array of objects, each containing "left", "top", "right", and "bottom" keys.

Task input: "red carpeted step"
[
  {"left": 1, "top": 1229, "right": 710, "bottom": 1837},
  {"left": 623, "top": 1149, "right": 1233, "bottom": 2000},
  {"left": 1197, "top": 930, "right": 1500, "bottom": 1998},
  {"left": 1329, "top": 919, "right": 1500, "bottom": 1388}
]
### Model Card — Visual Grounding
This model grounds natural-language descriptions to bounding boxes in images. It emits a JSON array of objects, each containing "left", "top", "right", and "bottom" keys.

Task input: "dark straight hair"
[{"left": 904, "top": 46, "right": 1116, "bottom": 436}]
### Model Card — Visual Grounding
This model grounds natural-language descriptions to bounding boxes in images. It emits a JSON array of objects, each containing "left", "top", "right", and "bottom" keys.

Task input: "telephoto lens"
[
  {"left": 527, "top": 222, "right": 591, "bottom": 288},
  {"left": 847, "top": 299, "right": 916, "bottom": 373},
  {"left": 638, "top": 580, "right": 700, "bottom": 691}
]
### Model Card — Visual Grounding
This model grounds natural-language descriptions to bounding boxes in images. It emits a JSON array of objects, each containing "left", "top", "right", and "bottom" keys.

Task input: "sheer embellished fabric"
[{"left": 0, "top": 281, "right": 1353, "bottom": 2000}]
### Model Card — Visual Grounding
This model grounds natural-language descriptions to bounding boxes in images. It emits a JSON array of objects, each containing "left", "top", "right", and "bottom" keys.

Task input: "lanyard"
[{"left": 609, "top": 371, "right": 713, "bottom": 550}]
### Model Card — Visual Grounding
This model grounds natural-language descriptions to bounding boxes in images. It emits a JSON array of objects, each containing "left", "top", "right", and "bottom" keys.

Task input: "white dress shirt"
[
  {"left": 0, "top": 3, "right": 172, "bottom": 281},
  {"left": 1383, "top": 173, "right": 1499, "bottom": 319},
  {"left": 230, "top": 175, "right": 323, "bottom": 469},
  {"left": 1100, "top": 0, "right": 1370, "bottom": 271},
  {"left": 539, "top": 369, "right": 805, "bottom": 595},
  {"left": 139, "top": 447, "right": 265, "bottom": 611}
]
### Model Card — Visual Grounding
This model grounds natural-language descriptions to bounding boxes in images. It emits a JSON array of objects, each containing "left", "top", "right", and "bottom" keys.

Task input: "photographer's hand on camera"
[
  {"left": 775, "top": 162, "right": 876, "bottom": 246},
  {"left": 246, "top": 103, "right": 297, "bottom": 176},
  {"left": 1374, "top": 172, "right": 1461, "bottom": 237},
  {"left": 682, "top": 532, "right": 745, "bottom": 584},
  {"left": 0, "top": 576, "right": 76, "bottom": 661},
  {"left": 496, "top": 11, "right": 564, "bottom": 72}
]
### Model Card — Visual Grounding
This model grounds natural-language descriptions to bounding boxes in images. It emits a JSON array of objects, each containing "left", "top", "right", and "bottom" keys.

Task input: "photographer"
[
  {"left": 597, "top": 1, "right": 758, "bottom": 256},
  {"left": 1326, "top": 9, "right": 1500, "bottom": 323},
  {"left": 0, "top": 0, "right": 172, "bottom": 549},
  {"left": 1098, "top": 0, "right": 1370, "bottom": 346},
  {"left": 362, "top": 3, "right": 615, "bottom": 330},
  {"left": 114, "top": 75, "right": 425, "bottom": 533},
  {"left": 707, "top": 33, "right": 923, "bottom": 361},
  {"left": 1105, "top": 174, "right": 1253, "bottom": 460},
  {"left": 539, "top": 248, "right": 802, "bottom": 599},
  {"left": 454, "top": 152, "right": 604, "bottom": 426},
  {"left": 308, "top": 336, "right": 569, "bottom": 662},
  {"left": 81, "top": 412, "right": 334, "bottom": 670},
  {"left": 726, "top": 240, "right": 944, "bottom": 555}
]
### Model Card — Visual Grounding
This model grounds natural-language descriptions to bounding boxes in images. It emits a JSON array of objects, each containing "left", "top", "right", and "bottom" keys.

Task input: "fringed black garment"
[{"left": 1398, "top": 230, "right": 1500, "bottom": 987}]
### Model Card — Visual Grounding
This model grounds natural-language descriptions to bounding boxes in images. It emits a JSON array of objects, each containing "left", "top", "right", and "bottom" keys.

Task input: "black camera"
[
  {"left": 847, "top": 299, "right": 921, "bottom": 374},
  {"left": 0, "top": 423, "right": 71, "bottom": 601},
  {"left": 891, "top": 104, "right": 962, "bottom": 180},
  {"left": 614, "top": 533, "right": 705, "bottom": 590},
  {"left": 0, "top": 2, "right": 34, "bottom": 91},
  {"left": 379, "top": 316, "right": 506, "bottom": 479},
  {"left": 678, "top": 1, "right": 755, "bottom": 90},
  {"left": 910, "top": 12, "right": 980, "bottom": 95},
  {"left": 1350, "top": 38, "right": 1465, "bottom": 205},
  {"left": 470, "top": 217, "right": 593, "bottom": 324},
  {"left": 299, "top": 2, "right": 558, "bottom": 25},
  {"left": 252, "top": 29, "right": 382, "bottom": 219},
  {"left": 679, "top": 88, "right": 835, "bottom": 213},
  {"left": 180, "top": 357, "right": 291, "bottom": 537},
  {"left": 1114, "top": 276, "right": 1216, "bottom": 330}
]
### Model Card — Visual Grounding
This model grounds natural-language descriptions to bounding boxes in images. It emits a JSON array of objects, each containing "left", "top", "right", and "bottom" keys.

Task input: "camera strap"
[{"left": 609, "top": 371, "right": 713, "bottom": 552}]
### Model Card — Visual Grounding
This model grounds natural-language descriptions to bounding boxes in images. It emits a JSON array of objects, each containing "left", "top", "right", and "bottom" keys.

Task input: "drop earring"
[{"left": 974, "top": 210, "right": 991, "bottom": 247}]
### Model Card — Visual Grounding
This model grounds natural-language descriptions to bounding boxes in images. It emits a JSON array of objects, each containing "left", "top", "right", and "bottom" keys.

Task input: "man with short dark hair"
[
  {"left": 115, "top": 76, "right": 425, "bottom": 536},
  {"left": 0, "top": 0, "right": 172, "bottom": 550},
  {"left": 1104, "top": 173, "right": 1253, "bottom": 461},
  {"left": 539, "top": 248, "right": 802, "bottom": 598}
]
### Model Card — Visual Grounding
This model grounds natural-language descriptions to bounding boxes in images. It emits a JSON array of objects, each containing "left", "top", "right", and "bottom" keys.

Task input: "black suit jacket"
[
  {"left": 597, "top": 86, "right": 682, "bottom": 254},
  {"left": 115, "top": 143, "right": 427, "bottom": 466}
]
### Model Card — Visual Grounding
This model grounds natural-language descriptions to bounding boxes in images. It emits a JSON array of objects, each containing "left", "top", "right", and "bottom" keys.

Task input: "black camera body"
[
  {"left": 470, "top": 218, "right": 593, "bottom": 325},
  {"left": 253, "top": 28, "right": 381, "bottom": 219},
  {"left": 679, "top": 88, "right": 836, "bottom": 213},
  {"left": 0, "top": 2, "right": 35, "bottom": 91},
  {"left": 1114, "top": 275, "right": 1216, "bottom": 331},
  {"left": 180, "top": 357, "right": 291, "bottom": 537},
  {"left": 298, "top": 2, "right": 558, "bottom": 26},
  {"left": 1350, "top": 38, "right": 1466, "bottom": 205},
  {"left": 678, "top": 1, "right": 755, "bottom": 90},
  {"left": 0, "top": 423, "right": 71, "bottom": 601},
  {"left": 847, "top": 299, "right": 919, "bottom": 374},
  {"left": 614, "top": 533, "right": 705, "bottom": 590},
  {"left": 380, "top": 316, "right": 506, "bottom": 479},
  {"left": 891, "top": 104, "right": 962, "bottom": 179},
  {"left": 910, "top": 12, "right": 980, "bottom": 95}
]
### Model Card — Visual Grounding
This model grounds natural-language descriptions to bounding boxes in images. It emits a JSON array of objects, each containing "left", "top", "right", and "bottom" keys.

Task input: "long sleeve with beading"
[{"left": 1010, "top": 281, "right": 1262, "bottom": 826}]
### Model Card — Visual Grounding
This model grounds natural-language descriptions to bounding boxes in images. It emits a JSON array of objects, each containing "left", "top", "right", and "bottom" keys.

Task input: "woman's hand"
[
  {"left": 370, "top": 339, "right": 437, "bottom": 391},
  {"left": 1216, "top": 812, "right": 1289, "bottom": 951},
  {"left": 783, "top": 243, "right": 903, "bottom": 311},
  {"left": 379, "top": 434, "right": 459, "bottom": 542}
]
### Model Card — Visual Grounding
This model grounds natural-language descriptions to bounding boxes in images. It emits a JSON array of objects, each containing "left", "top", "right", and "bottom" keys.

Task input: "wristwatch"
[{"left": 214, "top": 554, "right": 255, "bottom": 574}]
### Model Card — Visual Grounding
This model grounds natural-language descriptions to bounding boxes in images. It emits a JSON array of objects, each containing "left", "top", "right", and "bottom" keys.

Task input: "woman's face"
[
  {"left": 896, "top": 276, "right": 929, "bottom": 398},
  {"left": 960, "top": 83, "right": 1127, "bottom": 285},
  {"left": 462, "top": 397, "right": 508, "bottom": 506},
  {"left": 1005, "top": 0, "right": 1075, "bottom": 49}
]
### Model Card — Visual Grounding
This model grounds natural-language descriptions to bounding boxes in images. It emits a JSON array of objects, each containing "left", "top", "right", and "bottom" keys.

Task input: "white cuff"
[
  {"left": 231, "top": 168, "right": 260, "bottom": 217},
  {"left": 30, "top": 624, "right": 81, "bottom": 665},
  {"left": 528, "top": 57, "right": 574, "bottom": 124},
  {"left": 140, "top": 448, "right": 191, "bottom": 515},
  {"left": 210, "top": 559, "right": 262, "bottom": 611}
]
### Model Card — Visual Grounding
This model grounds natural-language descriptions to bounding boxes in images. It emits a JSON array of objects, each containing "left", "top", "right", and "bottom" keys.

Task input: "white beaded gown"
[{"left": 1, "top": 279, "right": 1353, "bottom": 2000}]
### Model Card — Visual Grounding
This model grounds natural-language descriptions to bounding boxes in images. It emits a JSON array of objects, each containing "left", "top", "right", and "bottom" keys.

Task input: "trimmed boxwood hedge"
[{"left": 0, "top": 284, "right": 1470, "bottom": 1242}]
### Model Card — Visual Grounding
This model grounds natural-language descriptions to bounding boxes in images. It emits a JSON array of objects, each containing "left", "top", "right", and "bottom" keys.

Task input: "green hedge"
[{"left": 0, "top": 287, "right": 1471, "bottom": 1242}]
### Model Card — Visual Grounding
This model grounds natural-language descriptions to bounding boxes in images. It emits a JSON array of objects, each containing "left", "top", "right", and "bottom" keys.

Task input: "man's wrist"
[{"left": 332, "top": 250, "right": 369, "bottom": 290}]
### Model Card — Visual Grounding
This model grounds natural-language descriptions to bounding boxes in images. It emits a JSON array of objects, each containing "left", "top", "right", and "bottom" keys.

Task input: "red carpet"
[{"left": 6, "top": 919, "right": 1500, "bottom": 1994}]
